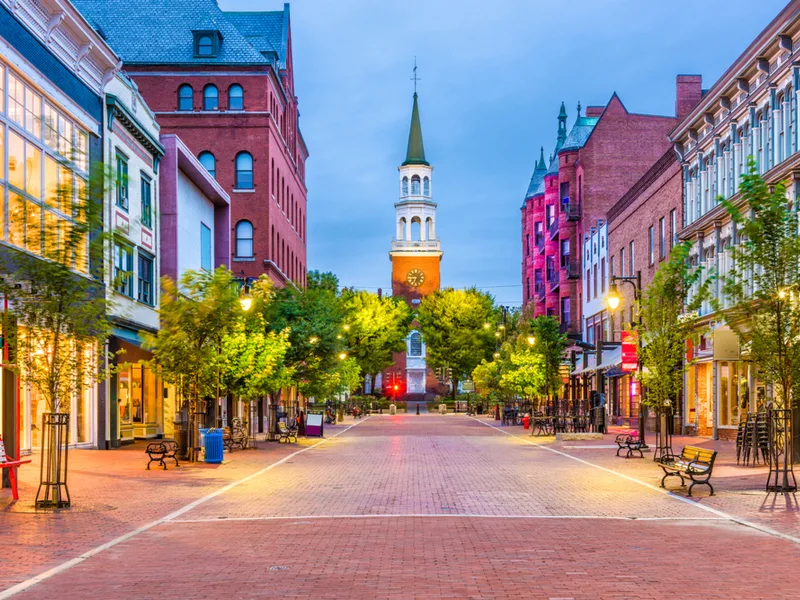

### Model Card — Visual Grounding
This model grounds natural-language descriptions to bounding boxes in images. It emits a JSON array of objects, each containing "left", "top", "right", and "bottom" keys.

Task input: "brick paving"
[{"left": 3, "top": 414, "right": 800, "bottom": 599}]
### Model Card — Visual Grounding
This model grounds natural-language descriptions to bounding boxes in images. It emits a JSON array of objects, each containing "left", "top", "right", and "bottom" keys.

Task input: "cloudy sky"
[{"left": 223, "top": 0, "right": 786, "bottom": 305}]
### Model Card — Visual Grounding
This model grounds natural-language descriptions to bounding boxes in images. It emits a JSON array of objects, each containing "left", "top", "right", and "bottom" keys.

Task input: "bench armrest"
[{"left": 687, "top": 459, "right": 712, "bottom": 473}]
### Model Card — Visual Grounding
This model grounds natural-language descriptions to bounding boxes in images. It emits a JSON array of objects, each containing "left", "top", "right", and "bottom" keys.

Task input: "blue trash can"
[
  {"left": 199, "top": 428, "right": 209, "bottom": 461},
  {"left": 203, "top": 428, "right": 224, "bottom": 464}
]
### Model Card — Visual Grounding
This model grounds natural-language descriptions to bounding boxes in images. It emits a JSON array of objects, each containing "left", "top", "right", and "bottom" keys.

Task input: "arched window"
[
  {"left": 426, "top": 217, "right": 434, "bottom": 240},
  {"left": 398, "top": 217, "right": 407, "bottom": 240},
  {"left": 228, "top": 84, "right": 244, "bottom": 110},
  {"left": 235, "top": 152, "right": 253, "bottom": 189},
  {"left": 235, "top": 220, "right": 253, "bottom": 257},
  {"left": 197, "top": 35, "right": 213, "bottom": 56},
  {"left": 402, "top": 177, "right": 409, "bottom": 196},
  {"left": 203, "top": 85, "right": 218, "bottom": 110},
  {"left": 409, "top": 331, "right": 422, "bottom": 357},
  {"left": 423, "top": 176, "right": 430, "bottom": 196},
  {"left": 410, "top": 217, "right": 421, "bottom": 241},
  {"left": 178, "top": 84, "right": 193, "bottom": 111},
  {"left": 411, "top": 175, "right": 421, "bottom": 195},
  {"left": 198, "top": 152, "right": 216, "bottom": 178}
]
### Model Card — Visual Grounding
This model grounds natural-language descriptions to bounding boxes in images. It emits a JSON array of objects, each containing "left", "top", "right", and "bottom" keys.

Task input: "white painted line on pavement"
[
  {"left": 167, "top": 513, "right": 727, "bottom": 524},
  {"left": 0, "top": 418, "right": 369, "bottom": 599},
  {"left": 470, "top": 416, "right": 800, "bottom": 546}
]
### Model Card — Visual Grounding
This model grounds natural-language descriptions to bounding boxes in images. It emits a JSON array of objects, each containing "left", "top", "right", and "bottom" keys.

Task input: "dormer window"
[{"left": 193, "top": 30, "right": 222, "bottom": 59}]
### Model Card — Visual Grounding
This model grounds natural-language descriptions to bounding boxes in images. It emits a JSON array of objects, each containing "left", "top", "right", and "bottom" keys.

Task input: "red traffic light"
[{"left": 393, "top": 384, "right": 399, "bottom": 391}]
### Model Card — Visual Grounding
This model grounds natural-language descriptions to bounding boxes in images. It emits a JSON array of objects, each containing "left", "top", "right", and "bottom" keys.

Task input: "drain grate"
[{"left": 269, "top": 566, "right": 290, "bottom": 571}]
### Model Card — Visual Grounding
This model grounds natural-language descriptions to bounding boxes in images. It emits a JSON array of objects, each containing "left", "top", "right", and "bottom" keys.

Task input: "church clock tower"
[
  {"left": 389, "top": 90, "right": 442, "bottom": 399},
  {"left": 390, "top": 92, "right": 442, "bottom": 302}
]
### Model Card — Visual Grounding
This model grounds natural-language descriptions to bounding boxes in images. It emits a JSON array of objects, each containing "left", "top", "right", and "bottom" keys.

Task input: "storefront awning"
[
  {"left": 571, "top": 355, "right": 596, "bottom": 376},
  {"left": 112, "top": 326, "right": 144, "bottom": 348},
  {"left": 596, "top": 346, "right": 622, "bottom": 371}
]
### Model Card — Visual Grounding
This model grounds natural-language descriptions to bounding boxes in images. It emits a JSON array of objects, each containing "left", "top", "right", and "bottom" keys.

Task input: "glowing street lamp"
[
  {"left": 526, "top": 336, "right": 536, "bottom": 346},
  {"left": 309, "top": 336, "right": 319, "bottom": 344},
  {"left": 338, "top": 352, "right": 347, "bottom": 360},
  {"left": 493, "top": 352, "right": 501, "bottom": 359},
  {"left": 239, "top": 274, "right": 253, "bottom": 311},
  {"left": 605, "top": 282, "right": 621, "bottom": 311},
  {"left": 483, "top": 322, "right": 491, "bottom": 330}
]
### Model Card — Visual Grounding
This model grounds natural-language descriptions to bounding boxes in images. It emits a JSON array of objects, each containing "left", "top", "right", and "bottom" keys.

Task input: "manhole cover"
[
  {"left": 2, "top": 502, "right": 118, "bottom": 514},
  {"left": 269, "top": 566, "right": 290, "bottom": 571}
]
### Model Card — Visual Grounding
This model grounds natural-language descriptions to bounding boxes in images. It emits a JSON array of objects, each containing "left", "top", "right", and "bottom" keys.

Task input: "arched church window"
[
  {"left": 398, "top": 217, "right": 407, "bottom": 240},
  {"left": 402, "top": 177, "right": 409, "bottom": 196},
  {"left": 409, "top": 331, "right": 422, "bottom": 357},
  {"left": 423, "top": 176, "right": 430, "bottom": 196},
  {"left": 426, "top": 217, "right": 434, "bottom": 240},
  {"left": 411, "top": 217, "right": 421, "bottom": 241},
  {"left": 411, "top": 175, "right": 421, "bottom": 195}
]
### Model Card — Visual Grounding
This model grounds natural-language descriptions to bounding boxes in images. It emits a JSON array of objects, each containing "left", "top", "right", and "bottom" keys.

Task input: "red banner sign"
[{"left": 621, "top": 330, "right": 638, "bottom": 372}]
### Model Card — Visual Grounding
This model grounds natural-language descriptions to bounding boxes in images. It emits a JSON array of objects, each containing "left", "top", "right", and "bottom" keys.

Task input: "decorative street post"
[{"left": 606, "top": 271, "right": 648, "bottom": 449}]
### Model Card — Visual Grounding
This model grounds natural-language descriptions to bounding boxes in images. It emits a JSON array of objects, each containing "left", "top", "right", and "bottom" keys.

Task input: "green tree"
[
  {"left": 342, "top": 290, "right": 412, "bottom": 392},
  {"left": 220, "top": 276, "right": 292, "bottom": 422},
  {"left": 500, "top": 339, "right": 547, "bottom": 407},
  {"left": 0, "top": 162, "right": 109, "bottom": 505},
  {"left": 143, "top": 267, "right": 241, "bottom": 457},
  {"left": 417, "top": 288, "right": 496, "bottom": 399},
  {"left": 722, "top": 160, "right": 800, "bottom": 461},
  {"left": 526, "top": 316, "right": 568, "bottom": 405},
  {"left": 636, "top": 242, "right": 705, "bottom": 412},
  {"left": 265, "top": 271, "right": 346, "bottom": 401},
  {"left": 472, "top": 358, "right": 504, "bottom": 399}
]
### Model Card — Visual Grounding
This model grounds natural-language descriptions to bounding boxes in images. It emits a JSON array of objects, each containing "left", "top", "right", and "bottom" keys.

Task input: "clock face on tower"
[{"left": 406, "top": 268, "right": 425, "bottom": 287}]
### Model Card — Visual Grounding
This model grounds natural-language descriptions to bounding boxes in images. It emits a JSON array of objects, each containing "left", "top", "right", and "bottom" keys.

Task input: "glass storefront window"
[
  {"left": 118, "top": 367, "right": 131, "bottom": 425},
  {"left": 686, "top": 366, "right": 696, "bottom": 423}
]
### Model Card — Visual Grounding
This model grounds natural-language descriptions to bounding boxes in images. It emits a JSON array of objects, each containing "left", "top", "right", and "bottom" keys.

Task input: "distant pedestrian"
[{"left": 298, "top": 410, "right": 306, "bottom": 436}]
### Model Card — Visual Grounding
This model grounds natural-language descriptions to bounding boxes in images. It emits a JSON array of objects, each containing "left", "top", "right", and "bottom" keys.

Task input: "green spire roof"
[{"left": 402, "top": 92, "right": 429, "bottom": 166}]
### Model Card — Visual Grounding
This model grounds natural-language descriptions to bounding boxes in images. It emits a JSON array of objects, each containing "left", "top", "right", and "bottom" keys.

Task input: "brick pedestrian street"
[{"left": 3, "top": 415, "right": 800, "bottom": 599}]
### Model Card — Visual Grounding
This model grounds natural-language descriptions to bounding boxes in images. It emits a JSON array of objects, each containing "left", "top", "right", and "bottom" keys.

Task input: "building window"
[
  {"left": 525, "top": 234, "right": 530, "bottom": 256},
  {"left": 193, "top": 31, "right": 220, "bottom": 58},
  {"left": 236, "top": 220, "right": 254, "bottom": 258},
  {"left": 600, "top": 257, "right": 606, "bottom": 293},
  {"left": 560, "top": 239, "right": 570, "bottom": 267},
  {"left": 648, "top": 226, "right": 654, "bottom": 265},
  {"left": 534, "top": 222, "right": 543, "bottom": 246},
  {"left": 593, "top": 264, "right": 598, "bottom": 298},
  {"left": 116, "top": 152, "right": 128, "bottom": 210},
  {"left": 138, "top": 253, "right": 154, "bottom": 305},
  {"left": 670, "top": 209, "right": 677, "bottom": 248},
  {"left": 141, "top": 175, "right": 152, "bottom": 228},
  {"left": 560, "top": 297, "right": 570, "bottom": 325},
  {"left": 526, "top": 277, "right": 531, "bottom": 299},
  {"left": 545, "top": 204, "right": 554, "bottom": 228},
  {"left": 411, "top": 175, "right": 421, "bottom": 195},
  {"left": 198, "top": 35, "right": 213, "bottom": 56},
  {"left": 178, "top": 84, "right": 193, "bottom": 111},
  {"left": 235, "top": 152, "right": 253, "bottom": 189},
  {"left": 200, "top": 223, "right": 212, "bottom": 271},
  {"left": 228, "top": 84, "right": 244, "bottom": 110},
  {"left": 609, "top": 255, "right": 614, "bottom": 278},
  {"left": 203, "top": 85, "right": 218, "bottom": 110},
  {"left": 199, "top": 152, "right": 216, "bottom": 178},
  {"left": 659, "top": 217, "right": 665, "bottom": 259},
  {"left": 629, "top": 241, "right": 635, "bottom": 274},
  {"left": 409, "top": 331, "right": 423, "bottom": 357},
  {"left": 423, "top": 176, "right": 430, "bottom": 196},
  {"left": 620, "top": 248, "right": 625, "bottom": 277},
  {"left": 114, "top": 243, "right": 134, "bottom": 297},
  {"left": 402, "top": 177, "right": 409, "bottom": 196}
]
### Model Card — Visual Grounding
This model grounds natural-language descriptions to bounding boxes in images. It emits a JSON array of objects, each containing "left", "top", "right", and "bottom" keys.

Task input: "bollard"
[{"left": 416, "top": 403, "right": 420, "bottom": 415}]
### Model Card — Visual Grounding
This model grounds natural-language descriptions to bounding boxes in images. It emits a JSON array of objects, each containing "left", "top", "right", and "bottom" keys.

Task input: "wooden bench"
[
  {"left": 615, "top": 430, "right": 644, "bottom": 458},
  {"left": 0, "top": 437, "right": 31, "bottom": 501},
  {"left": 145, "top": 440, "right": 180, "bottom": 470},
  {"left": 277, "top": 422, "right": 297, "bottom": 444},
  {"left": 659, "top": 445, "right": 718, "bottom": 496},
  {"left": 223, "top": 419, "right": 248, "bottom": 451}
]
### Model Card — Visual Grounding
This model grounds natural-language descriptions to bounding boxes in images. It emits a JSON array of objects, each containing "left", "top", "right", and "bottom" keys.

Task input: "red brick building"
[
  {"left": 74, "top": 0, "right": 308, "bottom": 287},
  {"left": 521, "top": 78, "right": 702, "bottom": 339}
]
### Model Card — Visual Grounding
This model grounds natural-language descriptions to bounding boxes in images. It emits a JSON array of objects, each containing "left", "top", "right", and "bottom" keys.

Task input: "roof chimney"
[
  {"left": 676, "top": 75, "right": 703, "bottom": 119},
  {"left": 585, "top": 106, "right": 604, "bottom": 118}
]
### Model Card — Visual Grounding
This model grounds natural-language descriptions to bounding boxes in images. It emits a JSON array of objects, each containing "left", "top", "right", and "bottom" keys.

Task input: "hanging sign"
[{"left": 621, "top": 330, "right": 638, "bottom": 372}]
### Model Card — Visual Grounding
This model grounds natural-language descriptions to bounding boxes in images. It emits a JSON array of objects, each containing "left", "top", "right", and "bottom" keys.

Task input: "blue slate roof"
[
  {"left": 224, "top": 11, "right": 287, "bottom": 66},
  {"left": 72, "top": 0, "right": 286, "bottom": 66},
  {"left": 560, "top": 116, "right": 599, "bottom": 152},
  {"left": 524, "top": 147, "right": 547, "bottom": 200}
]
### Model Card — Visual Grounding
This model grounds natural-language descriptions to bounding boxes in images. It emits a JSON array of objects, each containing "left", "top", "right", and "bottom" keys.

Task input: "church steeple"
[
  {"left": 402, "top": 93, "right": 429, "bottom": 166},
  {"left": 556, "top": 101, "right": 568, "bottom": 151}
]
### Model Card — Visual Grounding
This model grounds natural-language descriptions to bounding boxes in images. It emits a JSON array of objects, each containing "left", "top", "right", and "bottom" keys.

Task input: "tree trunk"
[{"left": 452, "top": 377, "right": 459, "bottom": 401}]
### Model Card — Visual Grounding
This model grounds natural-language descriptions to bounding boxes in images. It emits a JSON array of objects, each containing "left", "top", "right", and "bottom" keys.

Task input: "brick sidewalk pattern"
[{"left": 2, "top": 415, "right": 800, "bottom": 599}]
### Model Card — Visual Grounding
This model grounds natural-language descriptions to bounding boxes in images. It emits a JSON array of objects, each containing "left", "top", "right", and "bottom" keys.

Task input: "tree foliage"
[
  {"left": 143, "top": 267, "right": 241, "bottom": 405},
  {"left": 0, "top": 162, "right": 109, "bottom": 414},
  {"left": 417, "top": 288, "right": 496, "bottom": 398},
  {"left": 500, "top": 339, "right": 547, "bottom": 405},
  {"left": 526, "top": 316, "right": 568, "bottom": 401},
  {"left": 722, "top": 160, "right": 800, "bottom": 411},
  {"left": 342, "top": 290, "right": 412, "bottom": 389},
  {"left": 636, "top": 242, "right": 705, "bottom": 410}
]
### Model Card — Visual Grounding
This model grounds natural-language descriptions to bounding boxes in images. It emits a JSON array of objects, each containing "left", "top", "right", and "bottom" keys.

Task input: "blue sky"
[{"left": 222, "top": 0, "right": 787, "bottom": 305}]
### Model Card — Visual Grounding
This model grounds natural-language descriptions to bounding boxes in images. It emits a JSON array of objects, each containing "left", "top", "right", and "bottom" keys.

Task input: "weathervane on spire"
[{"left": 411, "top": 57, "right": 421, "bottom": 94}]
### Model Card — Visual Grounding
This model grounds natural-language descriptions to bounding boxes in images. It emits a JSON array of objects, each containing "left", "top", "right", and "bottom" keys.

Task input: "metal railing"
[
  {"left": 561, "top": 259, "right": 581, "bottom": 279},
  {"left": 548, "top": 268, "right": 561, "bottom": 291},
  {"left": 548, "top": 217, "right": 560, "bottom": 240},
  {"left": 392, "top": 239, "right": 441, "bottom": 251},
  {"left": 566, "top": 199, "right": 581, "bottom": 221}
]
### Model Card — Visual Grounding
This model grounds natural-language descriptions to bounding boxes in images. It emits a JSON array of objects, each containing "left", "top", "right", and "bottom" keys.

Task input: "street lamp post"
[{"left": 606, "top": 271, "right": 648, "bottom": 449}]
